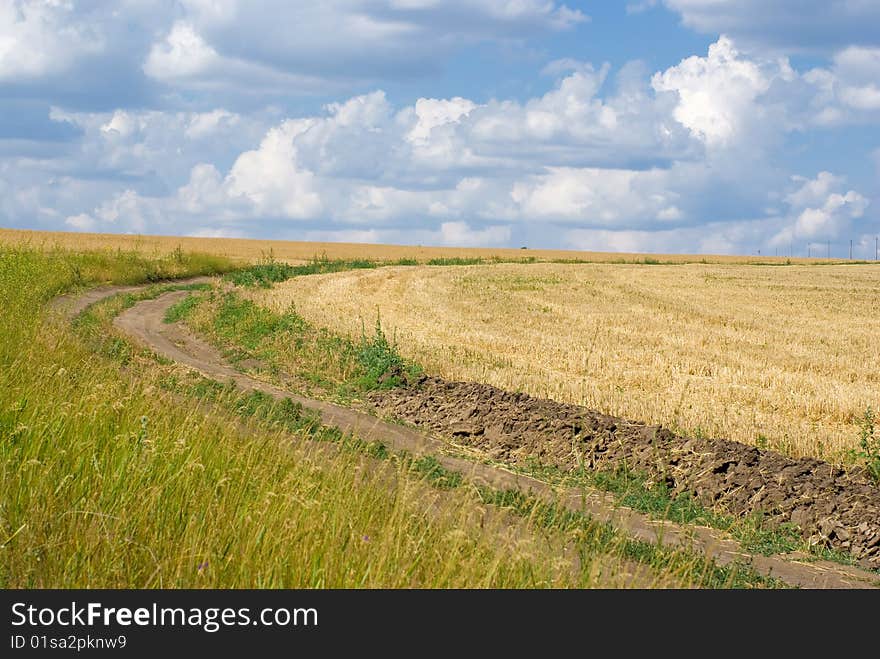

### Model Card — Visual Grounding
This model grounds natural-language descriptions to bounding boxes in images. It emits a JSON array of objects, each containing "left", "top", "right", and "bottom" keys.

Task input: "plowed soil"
[{"left": 370, "top": 376, "right": 880, "bottom": 568}]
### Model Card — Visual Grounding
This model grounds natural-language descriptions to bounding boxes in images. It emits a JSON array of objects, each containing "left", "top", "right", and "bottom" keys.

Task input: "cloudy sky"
[{"left": 2, "top": 0, "right": 879, "bottom": 255}]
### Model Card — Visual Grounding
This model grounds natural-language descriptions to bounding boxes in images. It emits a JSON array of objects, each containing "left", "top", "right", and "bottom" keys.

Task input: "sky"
[{"left": 1, "top": 1, "right": 879, "bottom": 256}]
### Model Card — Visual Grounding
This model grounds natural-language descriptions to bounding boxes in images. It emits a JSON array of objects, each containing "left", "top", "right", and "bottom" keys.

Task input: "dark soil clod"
[{"left": 370, "top": 375, "right": 880, "bottom": 569}]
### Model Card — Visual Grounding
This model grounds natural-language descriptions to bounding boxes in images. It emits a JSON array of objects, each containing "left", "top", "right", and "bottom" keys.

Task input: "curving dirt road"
[{"left": 60, "top": 280, "right": 880, "bottom": 589}]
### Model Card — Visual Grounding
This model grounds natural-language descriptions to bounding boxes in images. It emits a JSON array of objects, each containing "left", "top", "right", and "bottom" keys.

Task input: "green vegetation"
[
  {"left": 184, "top": 290, "right": 421, "bottom": 399},
  {"left": 426, "top": 257, "right": 485, "bottom": 266},
  {"left": 850, "top": 407, "right": 880, "bottom": 483},
  {"left": 515, "top": 459, "right": 855, "bottom": 564},
  {"left": 0, "top": 244, "right": 826, "bottom": 589},
  {"left": 475, "top": 488, "right": 784, "bottom": 589},
  {"left": 355, "top": 314, "right": 421, "bottom": 389},
  {"left": 224, "top": 253, "right": 378, "bottom": 288},
  {"left": 163, "top": 292, "right": 204, "bottom": 323}
]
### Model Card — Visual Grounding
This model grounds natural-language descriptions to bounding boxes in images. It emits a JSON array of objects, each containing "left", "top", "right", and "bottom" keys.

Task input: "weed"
[
  {"left": 849, "top": 407, "right": 880, "bottom": 482},
  {"left": 409, "top": 456, "right": 463, "bottom": 489},
  {"left": 224, "top": 253, "right": 379, "bottom": 288},
  {"left": 426, "top": 257, "right": 483, "bottom": 266},
  {"left": 163, "top": 293, "right": 202, "bottom": 323},
  {"left": 356, "top": 313, "right": 420, "bottom": 389}
]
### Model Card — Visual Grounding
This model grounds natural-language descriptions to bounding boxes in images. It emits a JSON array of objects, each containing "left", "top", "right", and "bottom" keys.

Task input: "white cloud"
[
  {"left": 406, "top": 97, "right": 476, "bottom": 145},
  {"left": 0, "top": 0, "right": 104, "bottom": 80},
  {"left": 225, "top": 120, "right": 323, "bottom": 219},
  {"left": 143, "top": 21, "right": 219, "bottom": 79},
  {"left": 803, "top": 47, "right": 880, "bottom": 120},
  {"left": 64, "top": 213, "right": 96, "bottom": 231},
  {"left": 771, "top": 172, "right": 869, "bottom": 245},
  {"left": 651, "top": 36, "right": 794, "bottom": 146},
  {"left": 185, "top": 109, "right": 240, "bottom": 139},
  {"left": 509, "top": 167, "right": 679, "bottom": 225},
  {"left": 439, "top": 220, "right": 511, "bottom": 246},
  {"left": 141, "top": 0, "right": 586, "bottom": 92},
  {"left": 3, "top": 24, "right": 877, "bottom": 257},
  {"left": 47, "top": 106, "right": 264, "bottom": 183}
]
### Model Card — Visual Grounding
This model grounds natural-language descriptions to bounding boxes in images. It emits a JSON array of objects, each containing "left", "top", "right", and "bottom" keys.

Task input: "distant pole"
[
  {"left": 827, "top": 241, "right": 830, "bottom": 259},
  {"left": 850, "top": 239, "right": 853, "bottom": 260},
  {"left": 808, "top": 245, "right": 811, "bottom": 258},
  {"left": 876, "top": 236, "right": 878, "bottom": 261}
]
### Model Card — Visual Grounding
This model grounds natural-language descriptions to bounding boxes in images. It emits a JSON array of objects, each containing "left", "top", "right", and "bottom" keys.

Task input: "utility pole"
[
  {"left": 876, "top": 236, "right": 878, "bottom": 261},
  {"left": 827, "top": 241, "right": 830, "bottom": 259},
  {"left": 850, "top": 239, "right": 853, "bottom": 260}
]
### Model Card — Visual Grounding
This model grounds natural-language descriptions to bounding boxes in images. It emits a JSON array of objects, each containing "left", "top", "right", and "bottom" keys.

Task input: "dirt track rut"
[{"left": 57, "top": 280, "right": 880, "bottom": 589}]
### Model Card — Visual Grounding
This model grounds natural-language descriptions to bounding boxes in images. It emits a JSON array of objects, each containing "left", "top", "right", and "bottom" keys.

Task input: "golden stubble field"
[
  {"left": 252, "top": 262, "right": 880, "bottom": 463},
  {"left": 0, "top": 227, "right": 839, "bottom": 265}
]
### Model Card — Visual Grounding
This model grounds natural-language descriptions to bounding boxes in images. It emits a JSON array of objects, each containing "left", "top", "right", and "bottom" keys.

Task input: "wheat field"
[
  {"left": 252, "top": 262, "right": 880, "bottom": 463},
  {"left": 0, "top": 227, "right": 842, "bottom": 266}
]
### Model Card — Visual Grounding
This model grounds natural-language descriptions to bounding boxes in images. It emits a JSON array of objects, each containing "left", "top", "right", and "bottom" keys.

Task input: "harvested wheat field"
[
  {"left": 0, "top": 227, "right": 841, "bottom": 266},
  {"left": 252, "top": 262, "right": 880, "bottom": 464}
]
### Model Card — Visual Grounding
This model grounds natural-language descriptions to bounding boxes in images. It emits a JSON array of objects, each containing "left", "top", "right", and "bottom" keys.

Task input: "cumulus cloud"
[
  {"left": 0, "top": 0, "right": 104, "bottom": 81},
  {"left": 803, "top": 47, "right": 880, "bottom": 124},
  {"left": 509, "top": 167, "right": 680, "bottom": 226},
  {"left": 47, "top": 106, "right": 266, "bottom": 183},
  {"left": 770, "top": 172, "right": 869, "bottom": 247},
  {"left": 651, "top": 36, "right": 795, "bottom": 146},
  {"left": 225, "top": 120, "right": 323, "bottom": 219},
  {"left": 143, "top": 21, "right": 220, "bottom": 80},
  {"left": 438, "top": 220, "right": 511, "bottom": 247}
]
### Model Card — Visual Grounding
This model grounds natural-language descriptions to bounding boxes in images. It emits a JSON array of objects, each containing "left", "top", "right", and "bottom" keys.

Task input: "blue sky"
[{"left": 1, "top": 1, "right": 879, "bottom": 256}]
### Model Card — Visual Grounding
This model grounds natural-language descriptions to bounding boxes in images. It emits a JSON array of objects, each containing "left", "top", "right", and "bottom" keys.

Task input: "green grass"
[
  {"left": 474, "top": 488, "right": 785, "bottom": 589},
  {"left": 1, "top": 244, "right": 809, "bottom": 588},
  {"left": 426, "top": 257, "right": 485, "bottom": 266},
  {"left": 163, "top": 292, "right": 204, "bottom": 323},
  {"left": 515, "top": 458, "right": 858, "bottom": 564},
  {"left": 186, "top": 289, "right": 422, "bottom": 399},
  {"left": 180, "top": 261, "right": 859, "bottom": 575},
  {"left": 224, "top": 253, "right": 379, "bottom": 288}
]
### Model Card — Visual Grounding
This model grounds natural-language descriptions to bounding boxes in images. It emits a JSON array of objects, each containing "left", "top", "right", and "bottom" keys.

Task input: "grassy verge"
[
  {"left": 181, "top": 287, "right": 421, "bottom": 401},
  {"left": 223, "top": 253, "right": 380, "bottom": 288}
]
